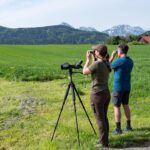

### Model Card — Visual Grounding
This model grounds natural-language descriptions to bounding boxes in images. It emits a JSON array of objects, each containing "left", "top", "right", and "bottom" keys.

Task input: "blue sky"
[{"left": 0, "top": 0, "right": 149, "bottom": 31}]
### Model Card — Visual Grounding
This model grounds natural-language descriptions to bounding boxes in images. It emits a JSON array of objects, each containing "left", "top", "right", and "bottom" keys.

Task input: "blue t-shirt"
[{"left": 111, "top": 56, "right": 133, "bottom": 92}]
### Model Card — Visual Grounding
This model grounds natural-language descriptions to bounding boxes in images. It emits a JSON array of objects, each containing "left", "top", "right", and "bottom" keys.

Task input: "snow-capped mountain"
[
  {"left": 103, "top": 25, "right": 145, "bottom": 36},
  {"left": 79, "top": 27, "right": 97, "bottom": 32}
]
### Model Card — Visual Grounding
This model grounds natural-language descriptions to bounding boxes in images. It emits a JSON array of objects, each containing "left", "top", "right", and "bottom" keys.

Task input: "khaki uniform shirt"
[{"left": 88, "top": 59, "right": 109, "bottom": 93}]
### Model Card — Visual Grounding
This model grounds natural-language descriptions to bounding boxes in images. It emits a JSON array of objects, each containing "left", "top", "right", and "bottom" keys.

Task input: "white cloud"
[
  {"left": 0, "top": 0, "right": 15, "bottom": 6},
  {"left": 0, "top": 0, "right": 79, "bottom": 27}
]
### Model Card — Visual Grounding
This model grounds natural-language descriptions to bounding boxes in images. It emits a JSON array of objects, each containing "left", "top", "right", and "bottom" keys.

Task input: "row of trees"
[{"left": 105, "top": 35, "right": 139, "bottom": 45}]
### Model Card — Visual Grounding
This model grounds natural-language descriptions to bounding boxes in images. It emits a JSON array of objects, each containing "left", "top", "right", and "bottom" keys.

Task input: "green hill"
[{"left": 0, "top": 25, "right": 108, "bottom": 44}]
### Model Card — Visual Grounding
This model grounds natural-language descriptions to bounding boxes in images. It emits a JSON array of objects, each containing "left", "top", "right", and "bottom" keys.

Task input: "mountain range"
[
  {"left": 63, "top": 23, "right": 146, "bottom": 36},
  {"left": 0, "top": 23, "right": 149, "bottom": 44},
  {"left": 103, "top": 25, "right": 145, "bottom": 36},
  {"left": 0, "top": 24, "right": 108, "bottom": 44}
]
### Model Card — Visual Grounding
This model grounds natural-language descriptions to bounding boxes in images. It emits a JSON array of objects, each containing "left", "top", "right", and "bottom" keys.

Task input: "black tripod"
[{"left": 51, "top": 68, "right": 97, "bottom": 146}]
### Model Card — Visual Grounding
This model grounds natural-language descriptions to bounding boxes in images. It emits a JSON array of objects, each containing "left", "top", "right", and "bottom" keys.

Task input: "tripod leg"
[
  {"left": 71, "top": 85, "right": 80, "bottom": 146},
  {"left": 73, "top": 85, "right": 97, "bottom": 135},
  {"left": 51, "top": 84, "right": 70, "bottom": 141}
]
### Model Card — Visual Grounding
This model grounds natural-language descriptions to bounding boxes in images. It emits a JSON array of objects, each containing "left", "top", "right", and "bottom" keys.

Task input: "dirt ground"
[{"left": 108, "top": 141, "right": 150, "bottom": 150}]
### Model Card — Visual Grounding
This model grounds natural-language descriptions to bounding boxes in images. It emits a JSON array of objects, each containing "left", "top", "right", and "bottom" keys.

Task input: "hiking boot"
[
  {"left": 112, "top": 128, "right": 122, "bottom": 135},
  {"left": 123, "top": 127, "right": 133, "bottom": 131},
  {"left": 95, "top": 141, "right": 109, "bottom": 148},
  {"left": 95, "top": 143, "right": 103, "bottom": 148}
]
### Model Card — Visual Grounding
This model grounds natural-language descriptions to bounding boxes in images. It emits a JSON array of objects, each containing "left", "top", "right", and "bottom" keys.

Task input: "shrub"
[{"left": 130, "top": 41, "right": 145, "bottom": 45}]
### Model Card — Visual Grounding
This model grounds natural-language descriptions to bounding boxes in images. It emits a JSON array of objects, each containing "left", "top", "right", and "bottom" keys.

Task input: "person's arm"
[
  {"left": 83, "top": 51, "right": 92, "bottom": 75},
  {"left": 111, "top": 58, "right": 123, "bottom": 69},
  {"left": 109, "top": 50, "right": 117, "bottom": 63}
]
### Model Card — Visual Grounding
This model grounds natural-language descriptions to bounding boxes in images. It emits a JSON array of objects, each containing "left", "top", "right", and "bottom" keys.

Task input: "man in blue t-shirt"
[{"left": 109, "top": 43, "right": 134, "bottom": 134}]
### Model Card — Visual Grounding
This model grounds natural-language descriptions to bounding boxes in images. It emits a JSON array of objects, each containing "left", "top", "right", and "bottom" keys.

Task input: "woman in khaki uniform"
[{"left": 83, "top": 44, "right": 111, "bottom": 148}]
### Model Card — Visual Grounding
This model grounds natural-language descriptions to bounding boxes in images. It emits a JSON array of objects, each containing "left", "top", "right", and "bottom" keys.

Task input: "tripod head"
[{"left": 61, "top": 60, "right": 83, "bottom": 82}]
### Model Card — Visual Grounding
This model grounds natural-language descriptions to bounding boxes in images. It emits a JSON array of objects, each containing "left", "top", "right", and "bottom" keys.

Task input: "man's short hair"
[{"left": 118, "top": 43, "right": 129, "bottom": 54}]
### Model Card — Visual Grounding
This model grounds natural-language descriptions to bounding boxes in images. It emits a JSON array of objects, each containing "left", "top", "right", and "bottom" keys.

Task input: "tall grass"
[
  {"left": 0, "top": 45, "right": 90, "bottom": 81},
  {"left": 0, "top": 44, "right": 150, "bottom": 149}
]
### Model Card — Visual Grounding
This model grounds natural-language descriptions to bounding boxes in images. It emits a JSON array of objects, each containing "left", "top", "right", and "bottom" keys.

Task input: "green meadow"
[{"left": 0, "top": 45, "right": 150, "bottom": 150}]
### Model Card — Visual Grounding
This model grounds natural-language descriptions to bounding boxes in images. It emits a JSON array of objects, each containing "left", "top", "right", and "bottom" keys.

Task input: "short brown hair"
[{"left": 118, "top": 43, "right": 129, "bottom": 54}]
